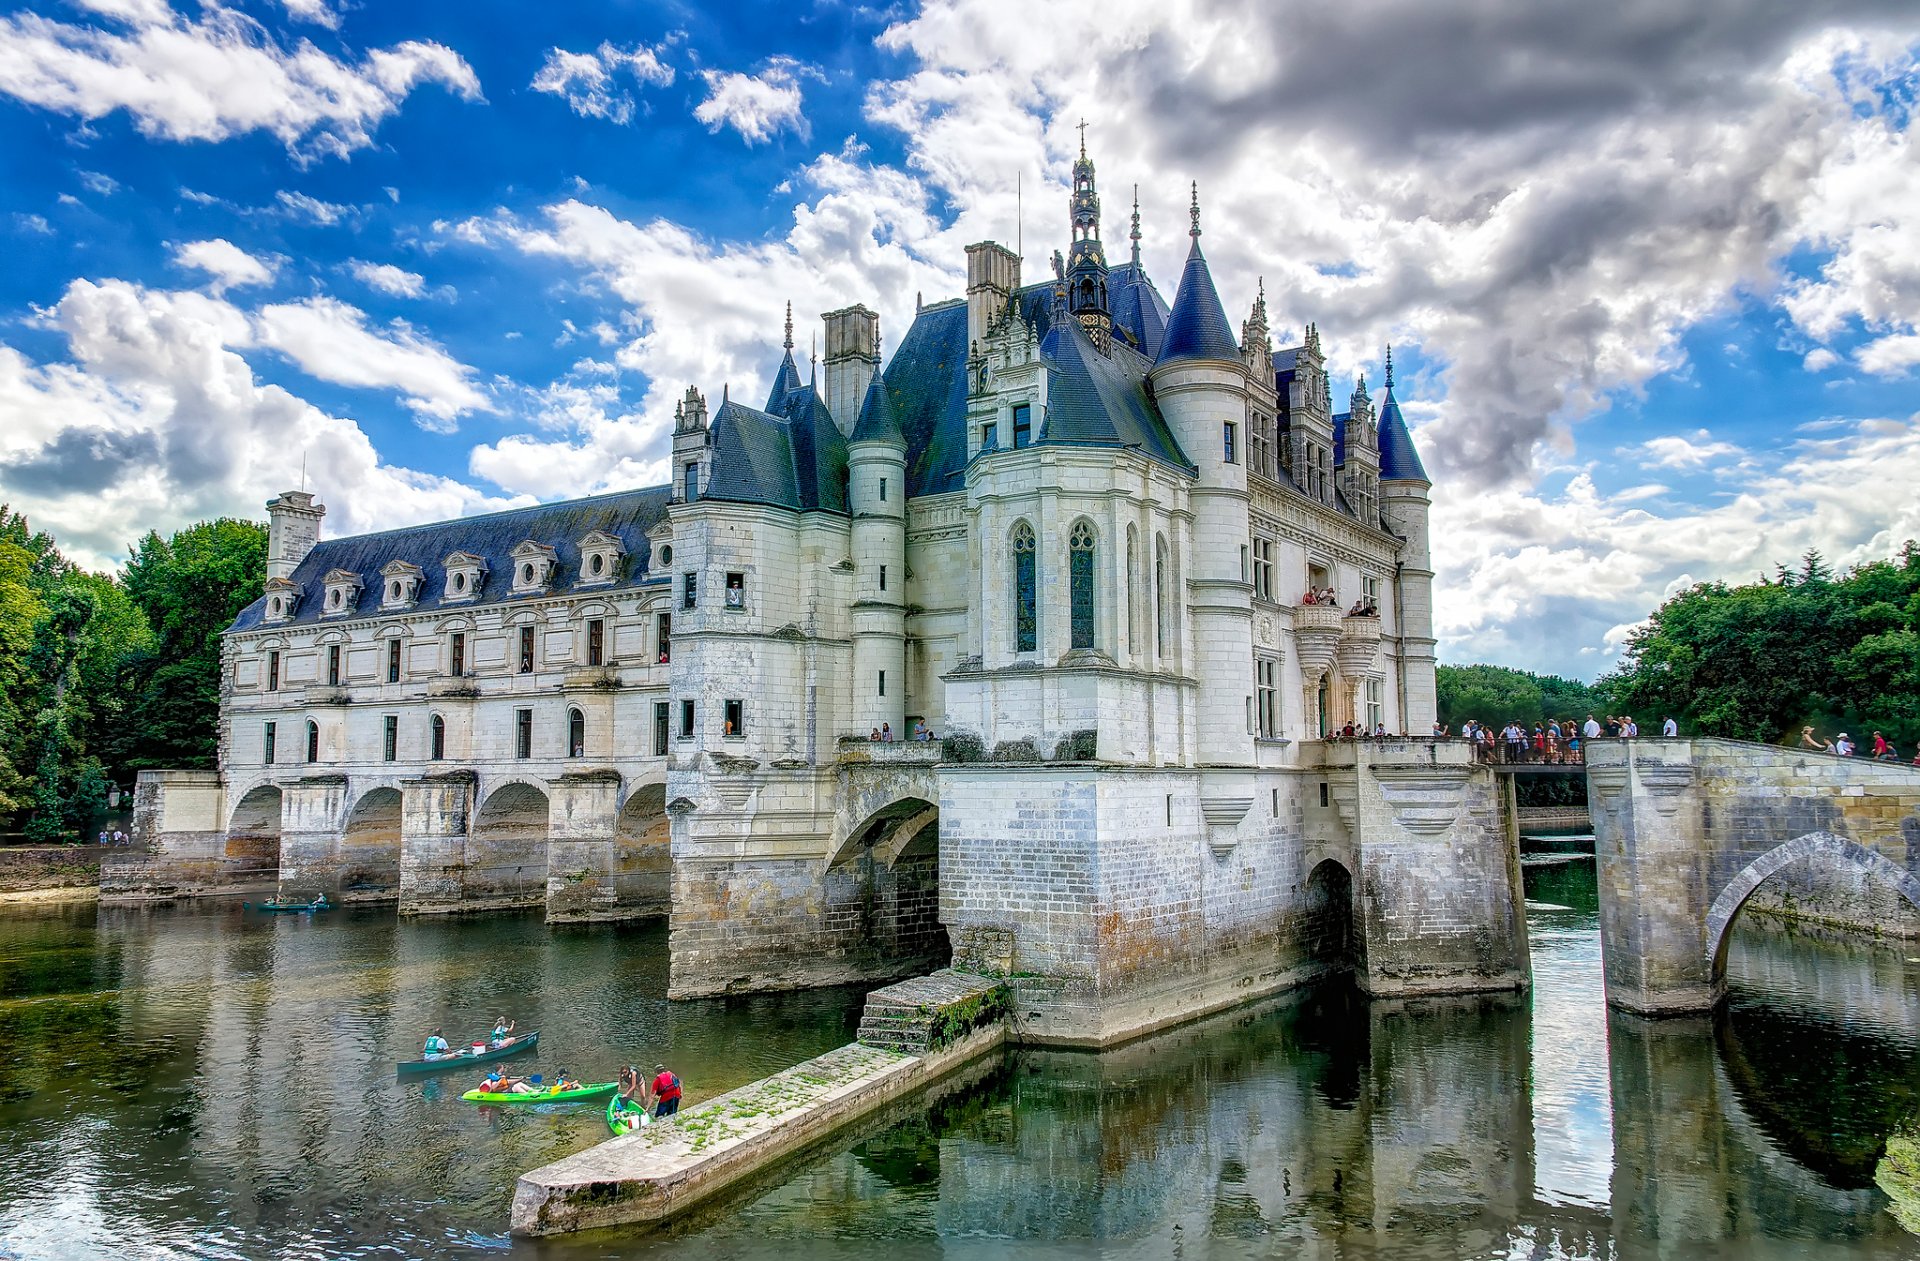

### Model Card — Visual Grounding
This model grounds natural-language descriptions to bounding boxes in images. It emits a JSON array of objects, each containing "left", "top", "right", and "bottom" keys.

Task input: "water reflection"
[{"left": 5, "top": 864, "right": 1920, "bottom": 1258}]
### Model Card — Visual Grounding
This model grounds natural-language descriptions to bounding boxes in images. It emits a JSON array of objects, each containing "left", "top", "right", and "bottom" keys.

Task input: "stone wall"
[
  {"left": 0, "top": 845, "right": 111, "bottom": 897},
  {"left": 101, "top": 770, "right": 255, "bottom": 901}
]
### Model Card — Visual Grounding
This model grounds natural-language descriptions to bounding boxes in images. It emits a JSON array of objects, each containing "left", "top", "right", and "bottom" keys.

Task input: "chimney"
[
  {"left": 822, "top": 305, "right": 880, "bottom": 436},
  {"left": 265, "top": 490, "right": 324, "bottom": 585},
  {"left": 965, "top": 241, "right": 1020, "bottom": 354}
]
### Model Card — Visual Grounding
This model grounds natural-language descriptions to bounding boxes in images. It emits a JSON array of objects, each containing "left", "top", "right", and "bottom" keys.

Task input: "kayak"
[
  {"left": 396, "top": 1030, "right": 539, "bottom": 1076},
  {"left": 460, "top": 1082, "right": 617, "bottom": 1105},
  {"left": 606, "top": 1096, "right": 650, "bottom": 1135},
  {"left": 243, "top": 898, "right": 331, "bottom": 913}
]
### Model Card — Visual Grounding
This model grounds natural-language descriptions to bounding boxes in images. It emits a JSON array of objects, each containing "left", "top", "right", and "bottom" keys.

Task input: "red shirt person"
[{"left": 651, "top": 1064, "right": 682, "bottom": 1118}]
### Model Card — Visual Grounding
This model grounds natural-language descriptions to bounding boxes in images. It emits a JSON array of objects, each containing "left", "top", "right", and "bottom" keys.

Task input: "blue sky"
[{"left": 2, "top": 0, "right": 1918, "bottom": 679}]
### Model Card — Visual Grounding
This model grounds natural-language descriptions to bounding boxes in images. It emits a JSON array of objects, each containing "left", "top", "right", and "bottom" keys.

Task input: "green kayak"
[
  {"left": 606, "top": 1096, "right": 650, "bottom": 1135},
  {"left": 460, "top": 1082, "right": 616, "bottom": 1105}
]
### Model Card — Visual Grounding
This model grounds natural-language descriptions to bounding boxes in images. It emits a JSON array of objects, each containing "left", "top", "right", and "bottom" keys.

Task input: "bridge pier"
[
  {"left": 396, "top": 772, "right": 477, "bottom": 914},
  {"left": 278, "top": 775, "right": 350, "bottom": 897}
]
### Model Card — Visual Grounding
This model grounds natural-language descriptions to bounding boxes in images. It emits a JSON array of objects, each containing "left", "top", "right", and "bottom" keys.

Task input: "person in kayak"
[
  {"left": 479, "top": 1069, "right": 539, "bottom": 1095},
  {"left": 488, "top": 1016, "right": 516, "bottom": 1047},
  {"left": 551, "top": 1070, "right": 583, "bottom": 1093},
  {"left": 422, "top": 1030, "right": 451, "bottom": 1059},
  {"left": 651, "top": 1063, "right": 682, "bottom": 1118}
]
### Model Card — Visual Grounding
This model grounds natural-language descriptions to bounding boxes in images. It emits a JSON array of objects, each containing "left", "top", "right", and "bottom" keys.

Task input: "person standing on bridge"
[
  {"left": 1583, "top": 715, "right": 1601, "bottom": 740},
  {"left": 1662, "top": 716, "right": 1678, "bottom": 737},
  {"left": 651, "top": 1063, "right": 683, "bottom": 1118},
  {"left": 1836, "top": 733, "right": 1855, "bottom": 756}
]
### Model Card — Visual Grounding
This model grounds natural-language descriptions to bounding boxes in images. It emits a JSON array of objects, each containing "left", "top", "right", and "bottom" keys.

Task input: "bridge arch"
[
  {"left": 471, "top": 780, "right": 551, "bottom": 909},
  {"left": 226, "top": 783, "right": 284, "bottom": 885},
  {"left": 1704, "top": 830, "right": 1920, "bottom": 985},
  {"left": 617, "top": 780, "right": 670, "bottom": 917},
  {"left": 1301, "top": 857, "right": 1363, "bottom": 974},
  {"left": 828, "top": 795, "right": 948, "bottom": 978},
  {"left": 339, "top": 785, "right": 402, "bottom": 899}
]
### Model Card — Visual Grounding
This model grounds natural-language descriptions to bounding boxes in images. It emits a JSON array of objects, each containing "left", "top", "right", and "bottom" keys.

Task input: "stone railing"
[
  {"left": 835, "top": 735, "right": 943, "bottom": 766},
  {"left": 560, "top": 665, "right": 622, "bottom": 691},
  {"left": 1335, "top": 613, "right": 1382, "bottom": 679},
  {"left": 303, "top": 687, "right": 353, "bottom": 706},
  {"left": 428, "top": 676, "right": 481, "bottom": 699},
  {"left": 1293, "top": 602, "right": 1345, "bottom": 688}
]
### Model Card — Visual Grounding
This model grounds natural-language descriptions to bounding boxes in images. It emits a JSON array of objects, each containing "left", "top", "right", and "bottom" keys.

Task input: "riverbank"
[{"left": 0, "top": 844, "right": 110, "bottom": 902}]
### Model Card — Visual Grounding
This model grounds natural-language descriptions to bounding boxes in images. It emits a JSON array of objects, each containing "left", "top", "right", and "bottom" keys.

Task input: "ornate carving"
[{"left": 1369, "top": 764, "right": 1471, "bottom": 836}]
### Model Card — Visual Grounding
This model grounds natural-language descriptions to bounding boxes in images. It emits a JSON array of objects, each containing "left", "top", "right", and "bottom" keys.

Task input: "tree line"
[{"left": 0, "top": 507, "right": 265, "bottom": 841}]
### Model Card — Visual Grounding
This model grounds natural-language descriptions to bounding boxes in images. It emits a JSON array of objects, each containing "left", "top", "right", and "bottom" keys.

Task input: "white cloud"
[
  {"left": 275, "top": 190, "right": 353, "bottom": 225},
  {"left": 1803, "top": 347, "right": 1839, "bottom": 372},
  {"left": 348, "top": 259, "right": 427, "bottom": 298},
  {"left": 1855, "top": 332, "right": 1920, "bottom": 376},
  {"left": 0, "top": 1, "right": 480, "bottom": 162},
  {"left": 171, "top": 238, "right": 275, "bottom": 293},
  {"left": 531, "top": 41, "right": 673, "bottom": 125},
  {"left": 252, "top": 296, "right": 489, "bottom": 428},
  {"left": 15, "top": 214, "right": 53, "bottom": 235},
  {"left": 277, "top": 0, "right": 340, "bottom": 29},
  {"left": 77, "top": 169, "right": 117, "bottom": 195},
  {"left": 0, "top": 277, "right": 513, "bottom": 570},
  {"left": 1630, "top": 430, "right": 1743, "bottom": 471},
  {"left": 694, "top": 57, "right": 808, "bottom": 144}
]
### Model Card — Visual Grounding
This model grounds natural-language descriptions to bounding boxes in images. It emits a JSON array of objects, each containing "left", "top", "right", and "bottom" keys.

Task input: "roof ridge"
[{"left": 300, "top": 484, "right": 671, "bottom": 547}]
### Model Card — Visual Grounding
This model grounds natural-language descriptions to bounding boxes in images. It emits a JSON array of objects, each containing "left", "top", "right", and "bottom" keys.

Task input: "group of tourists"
[
  {"left": 1445, "top": 714, "right": 1674, "bottom": 764},
  {"left": 1801, "top": 727, "right": 1919, "bottom": 763},
  {"left": 94, "top": 829, "right": 128, "bottom": 845},
  {"left": 867, "top": 722, "right": 938, "bottom": 742},
  {"left": 614, "top": 1063, "right": 683, "bottom": 1120},
  {"left": 1297, "top": 588, "right": 1380, "bottom": 617}
]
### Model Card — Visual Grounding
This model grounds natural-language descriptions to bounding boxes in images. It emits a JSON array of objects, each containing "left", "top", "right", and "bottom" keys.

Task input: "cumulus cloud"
[
  {"left": 252, "top": 297, "right": 489, "bottom": 428},
  {"left": 348, "top": 259, "right": 427, "bottom": 298},
  {"left": 171, "top": 238, "right": 275, "bottom": 293},
  {"left": 1630, "top": 430, "right": 1743, "bottom": 471},
  {"left": 0, "top": 0, "right": 480, "bottom": 162},
  {"left": 277, "top": 0, "right": 340, "bottom": 29},
  {"left": 0, "top": 278, "right": 512, "bottom": 569},
  {"left": 531, "top": 41, "right": 673, "bottom": 125},
  {"left": 275, "top": 190, "right": 354, "bottom": 225},
  {"left": 694, "top": 57, "right": 808, "bottom": 144}
]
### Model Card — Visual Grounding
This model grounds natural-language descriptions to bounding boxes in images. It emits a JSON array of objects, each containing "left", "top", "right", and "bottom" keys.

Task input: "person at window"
[
  {"left": 1301, "top": 588, "right": 1317, "bottom": 605},
  {"left": 880, "top": 723, "right": 893, "bottom": 743},
  {"left": 870, "top": 727, "right": 882, "bottom": 741}
]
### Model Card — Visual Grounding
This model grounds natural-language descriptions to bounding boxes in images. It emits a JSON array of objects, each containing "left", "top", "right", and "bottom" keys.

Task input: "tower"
[
  {"left": 822, "top": 304, "right": 880, "bottom": 435},
  {"left": 1376, "top": 347, "right": 1437, "bottom": 729},
  {"left": 1149, "top": 184, "right": 1253, "bottom": 766},
  {"left": 1064, "top": 124, "right": 1111, "bottom": 346},
  {"left": 847, "top": 369, "right": 908, "bottom": 737},
  {"left": 672, "top": 385, "right": 709, "bottom": 503},
  {"left": 265, "top": 490, "right": 324, "bottom": 583}
]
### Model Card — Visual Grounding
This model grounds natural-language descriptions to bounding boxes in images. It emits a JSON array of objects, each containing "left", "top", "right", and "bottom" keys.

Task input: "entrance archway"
[
  {"left": 226, "top": 785, "right": 283, "bottom": 884},
  {"left": 339, "top": 786, "right": 402, "bottom": 900},
  {"left": 1302, "top": 858, "right": 1361, "bottom": 973},
  {"left": 615, "top": 782, "right": 670, "bottom": 917},
  {"left": 829, "top": 797, "right": 949, "bottom": 979},
  {"left": 471, "top": 781, "right": 551, "bottom": 909}
]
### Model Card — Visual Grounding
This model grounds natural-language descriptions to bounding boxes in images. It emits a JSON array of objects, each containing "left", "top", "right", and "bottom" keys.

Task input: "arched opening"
[
  {"left": 1301, "top": 858, "right": 1361, "bottom": 975},
  {"left": 226, "top": 785, "right": 283, "bottom": 884},
  {"left": 471, "top": 782, "right": 551, "bottom": 909},
  {"left": 1011, "top": 520, "right": 1037, "bottom": 653},
  {"left": 305, "top": 720, "right": 320, "bottom": 763},
  {"left": 430, "top": 714, "right": 446, "bottom": 761},
  {"left": 828, "top": 797, "right": 950, "bottom": 981},
  {"left": 1068, "top": 518, "right": 1096, "bottom": 651},
  {"left": 615, "top": 782, "right": 670, "bottom": 918},
  {"left": 339, "top": 787, "right": 402, "bottom": 900},
  {"left": 568, "top": 707, "right": 586, "bottom": 758}
]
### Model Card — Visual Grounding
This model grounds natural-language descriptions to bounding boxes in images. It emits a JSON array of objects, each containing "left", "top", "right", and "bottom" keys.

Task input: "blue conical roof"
[
  {"left": 849, "top": 369, "right": 905, "bottom": 448},
  {"left": 1377, "top": 388, "right": 1428, "bottom": 482},
  {"left": 765, "top": 351, "right": 804, "bottom": 414},
  {"left": 1154, "top": 237, "right": 1238, "bottom": 367}
]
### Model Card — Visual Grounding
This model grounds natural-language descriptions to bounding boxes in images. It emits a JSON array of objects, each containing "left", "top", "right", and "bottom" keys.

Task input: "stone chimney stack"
[
  {"left": 265, "top": 490, "right": 324, "bottom": 584},
  {"left": 822, "top": 305, "right": 880, "bottom": 436},
  {"left": 965, "top": 241, "right": 1020, "bottom": 355}
]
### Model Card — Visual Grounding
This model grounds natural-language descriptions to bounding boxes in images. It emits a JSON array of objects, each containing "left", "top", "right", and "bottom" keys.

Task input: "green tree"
[
  {"left": 1436, "top": 663, "right": 1605, "bottom": 731},
  {"left": 0, "top": 537, "right": 46, "bottom": 820}
]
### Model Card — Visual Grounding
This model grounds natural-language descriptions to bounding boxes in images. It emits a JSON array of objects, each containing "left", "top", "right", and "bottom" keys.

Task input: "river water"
[{"left": 3, "top": 859, "right": 1919, "bottom": 1259}]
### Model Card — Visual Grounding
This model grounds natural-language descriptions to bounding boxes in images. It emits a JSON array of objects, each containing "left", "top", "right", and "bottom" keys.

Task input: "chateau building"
[{"left": 128, "top": 146, "right": 1518, "bottom": 1046}]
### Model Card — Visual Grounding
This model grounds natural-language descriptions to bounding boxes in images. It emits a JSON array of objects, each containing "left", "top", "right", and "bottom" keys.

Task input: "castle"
[{"left": 121, "top": 146, "right": 1529, "bottom": 1045}]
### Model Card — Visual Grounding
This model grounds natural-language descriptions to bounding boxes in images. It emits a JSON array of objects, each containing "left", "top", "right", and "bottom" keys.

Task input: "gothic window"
[
  {"left": 1125, "top": 526, "right": 1138, "bottom": 655},
  {"left": 568, "top": 706, "right": 585, "bottom": 758},
  {"left": 1011, "top": 520, "right": 1037, "bottom": 653},
  {"left": 1154, "top": 534, "right": 1169, "bottom": 658},
  {"left": 430, "top": 714, "right": 446, "bottom": 761},
  {"left": 1069, "top": 519, "right": 1096, "bottom": 650}
]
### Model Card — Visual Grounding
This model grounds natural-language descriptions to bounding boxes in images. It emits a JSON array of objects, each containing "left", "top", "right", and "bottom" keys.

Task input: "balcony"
[
  {"left": 428, "top": 675, "right": 481, "bottom": 700},
  {"left": 561, "top": 665, "right": 622, "bottom": 691},
  {"left": 836, "top": 735, "right": 942, "bottom": 766},
  {"left": 1336, "top": 613, "right": 1382, "bottom": 680},
  {"left": 303, "top": 687, "right": 353, "bottom": 707},
  {"left": 1293, "top": 602, "right": 1345, "bottom": 686}
]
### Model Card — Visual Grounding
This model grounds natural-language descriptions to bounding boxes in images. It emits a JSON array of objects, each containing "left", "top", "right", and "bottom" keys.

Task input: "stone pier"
[{"left": 101, "top": 770, "right": 257, "bottom": 900}]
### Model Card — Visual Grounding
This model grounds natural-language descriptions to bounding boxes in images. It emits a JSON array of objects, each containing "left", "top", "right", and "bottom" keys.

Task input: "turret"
[
  {"left": 1064, "top": 127, "right": 1111, "bottom": 347},
  {"left": 765, "top": 301, "right": 804, "bottom": 413},
  {"left": 1281, "top": 322, "right": 1336, "bottom": 506},
  {"left": 672, "top": 385, "right": 710, "bottom": 503},
  {"left": 265, "top": 490, "right": 324, "bottom": 584},
  {"left": 847, "top": 370, "right": 908, "bottom": 737},
  {"left": 965, "top": 242, "right": 1019, "bottom": 358},
  {"left": 1376, "top": 347, "right": 1436, "bottom": 730},
  {"left": 822, "top": 304, "right": 880, "bottom": 436}
]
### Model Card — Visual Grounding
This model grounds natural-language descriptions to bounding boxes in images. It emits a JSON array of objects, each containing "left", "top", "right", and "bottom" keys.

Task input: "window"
[
  {"left": 1251, "top": 414, "right": 1272, "bottom": 479},
  {"left": 684, "top": 461, "right": 699, "bottom": 501},
  {"left": 383, "top": 715, "right": 398, "bottom": 762},
  {"left": 1154, "top": 535, "right": 1169, "bottom": 657},
  {"left": 267, "top": 651, "right": 280, "bottom": 692},
  {"left": 327, "top": 644, "right": 341, "bottom": 686},
  {"left": 879, "top": 565, "right": 887, "bottom": 592},
  {"left": 1253, "top": 539, "right": 1273, "bottom": 601},
  {"left": 981, "top": 422, "right": 998, "bottom": 451},
  {"left": 878, "top": 670, "right": 886, "bottom": 697},
  {"left": 263, "top": 721, "right": 276, "bottom": 765},
  {"left": 1011, "top": 520, "right": 1037, "bottom": 653},
  {"left": 725, "top": 572, "right": 744, "bottom": 609},
  {"left": 521, "top": 563, "right": 535, "bottom": 586},
  {"left": 305, "top": 720, "right": 320, "bottom": 763},
  {"left": 1125, "top": 527, "right": 1138, "bottom": 654},
  {"left": 1069, "top": 519, "right": 1096, "bottom": 650},
  {"left": 450, "top": 632, "right": 465, "bottom": 677},
  {"left": 518, "top": 626, "right": 535, "bottom": 674},
  {"left": 1365, "top": 677, "right": 1384, "bottom": 732},
  {"left": 724, "top": 699, "right": 744, "bottom": 736},
  {"left": 1012, "top": 403, "right": 1032, "bottom": 449},
  {"left": 653, "top": 701, "right": 669, "bottom": 755},
  {"left": 1224, "top": 421, "right": 1238, "bottom": 465},
  {"left": 1257, "top": 658, "right": 1278, "bottom": 739},
  {"left": 1361, "top": 575, "right": 1380, "bottom": 612},
  {"left": 879, "top": 478, "right": 888, "bottom": 503},
  {"left": 679, "top": 699, "right": 695, "bottom": 739},
  {"left": 587, "top": 618, "right": 605, "bottom": 666},
  {"left": 683, "top": 571, "right": 697, "bottom": 610},
  {"left": 568, "top": 706, "right": 585, "bottom": 757},
  {"left": 1319, "top": 781, "right": 1330, "bottom": 808},
  {"left": 386, "top": 639, "right": 401, "bottom": 683},
  {"left": 430, "top": 714, "right": 445, "bottom": 761},
  {"left": 656, "top": 613, "right": 671, "bottom": 664},
  {"left": 515, "top": 708, "right": 533, "bottom": 759},
  {"left": 1240, "top": 545, "right": 1250, "bottom": 584}
]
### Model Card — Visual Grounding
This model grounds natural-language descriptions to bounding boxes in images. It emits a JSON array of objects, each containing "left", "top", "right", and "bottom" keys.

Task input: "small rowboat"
[
  {"left": 396, "top": 1030, "right": 539, "bottom": 1076},
  {"left": 243, "top": 896, "right": 332, "bottom": 913},
  {"left": 461, "top": 1081, "right": 616, "bottom": 1106},
  {"left": 606, "top": 1096, "right": 650, "bottom": 1135}
]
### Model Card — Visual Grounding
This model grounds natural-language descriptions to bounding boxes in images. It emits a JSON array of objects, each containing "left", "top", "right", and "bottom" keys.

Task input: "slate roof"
[
  {"left": 1377, "top": 387, "right": 1429, "bottom": 482},
  {"left": 1107, "top": 261, "right": 1171, "bottom": 359},
  {"left": 765, "top": 351, "right": 804, "bottom": 413},
  {"left": 228, "top": 486, "right": 672, "bottom": 633},
  {"left": 1038, "top": 309, "right": 1193, "bottom": 472},
  {"left": 849, "top": 369, "right": 905, "bottom": 447},
  {"left": 1155, "top": 238, "right": 1239, "bottom": 366},
  {"left": 704, "top": 389, "right": 850, "bottom": 513}
]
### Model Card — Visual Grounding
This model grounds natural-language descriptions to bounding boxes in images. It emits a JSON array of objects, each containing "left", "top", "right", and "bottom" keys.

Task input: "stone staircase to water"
[{"left": 856, "top": 969, "right": 1007, "bottom": 1054}]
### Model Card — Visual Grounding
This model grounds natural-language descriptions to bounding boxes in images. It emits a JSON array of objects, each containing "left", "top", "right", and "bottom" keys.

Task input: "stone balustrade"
[{"left": 1293, "top": 602, "right": 1345, "bottom": 686}]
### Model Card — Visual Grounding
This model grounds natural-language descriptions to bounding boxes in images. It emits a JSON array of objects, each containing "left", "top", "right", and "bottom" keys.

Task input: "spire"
[
  {"left": 1154, "top": 186, "right": 1238, "bottom": 369},
  {"left": 783, "top": 300, "right": 793, "bottom": 352},
  {"left": 1376, "top": 350, "right": 1427, "bottom": 482},
  {"left": 1384, "top": 343, "right": 1395, "bottom": 389},
  {"left": 1065, "top": 127, "right": 1110, "bottom": 341},
  {"left": 848, "top": 361, "right": 905, "bottom": 448},
  {"left": 1189, "top": 181, "right": 1200, "bottom": 238},
  {"left": 1253, "top": 277, "right": 1267, "bottom": 324},
  {"left": 1129, "top": 184, "right": 1141, "bottom": 267},
  {"left": 765, "top": 304, "right": 804, "bottom": 413}
]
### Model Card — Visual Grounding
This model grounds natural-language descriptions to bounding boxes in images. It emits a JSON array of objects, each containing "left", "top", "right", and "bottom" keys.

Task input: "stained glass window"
[
  {"left": 1069, "top": 519, "right": 1096, "bottom": 650},
  {"left": 1012, "top": 520, "right": 1037, "bottom": 652}
]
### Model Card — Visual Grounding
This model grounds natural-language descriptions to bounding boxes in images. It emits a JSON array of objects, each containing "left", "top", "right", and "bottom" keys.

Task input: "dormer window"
[
  {"left": 442, "top": 551, "right": 487, "bottom": 603},
  {"left": 320, "top": 569, "right": 363, "bottom": 618},
  {"left": 576, "top": 530, "right": 625, "bottom": 588},
  {"left": 380, "top": 560, "right": 423, "bottom": 610},
  {"left": 510, "top": 540, "right": 558, "bottom": 595},
  {"left": 262, "top": 577, "right": 299, "bottom": 624}
]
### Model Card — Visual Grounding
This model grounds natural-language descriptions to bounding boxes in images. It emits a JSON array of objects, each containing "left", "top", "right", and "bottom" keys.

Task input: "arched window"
[
  {"left": 430, "top": 714, "right": 446, "bottom": 761},
  {"left": 1125, "top": 526, "right": 1138, "bottom": 655},
  {"left": 1154, "top": 534, "right": 1169, "bottom": 658},
  {"left": 1011, "top": 520, "right": 1037, "bottom": 653},
  {"left": 305, "top": 720, "right": 320, "bottom": 763},
  {"left": 568, "top": 707, "right": 586, "bottom": 758},
  {"left": 1069, "top": 519, "right": 1096, "bottom": 650}
]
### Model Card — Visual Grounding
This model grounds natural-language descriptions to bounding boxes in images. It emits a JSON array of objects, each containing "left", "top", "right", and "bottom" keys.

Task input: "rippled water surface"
[{"left": 5, "top": 862, "right": 1920, "bottom": 1259}]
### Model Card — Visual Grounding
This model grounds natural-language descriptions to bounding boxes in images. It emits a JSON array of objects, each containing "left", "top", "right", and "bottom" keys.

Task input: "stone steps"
[{"left": 855, "top": 969, "right": 1008, "bottom": 1055}]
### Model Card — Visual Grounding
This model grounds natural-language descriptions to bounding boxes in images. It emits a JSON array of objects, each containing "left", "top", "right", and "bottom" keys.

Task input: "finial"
[
  {"left": 1129, "top": 184, "right": 1141, "bottom": 266},
  {"left": 1384, "top": 343, "right": 1394, "bottom": 389},
  {"left": 1189, "top": 181, "right": 1200, "bottom": 238},
  {"left": 810, "top": 330, "right": 817, "bottom": 383},
  {"left": 1077, "top": 118, "right": 1088, "bottom": 158},
  {"left": 783, "top": 300, "right": 793, "bottom": 351},
  {"left": 1254, "top": 276, "right": 1267, "bottom": 320}
]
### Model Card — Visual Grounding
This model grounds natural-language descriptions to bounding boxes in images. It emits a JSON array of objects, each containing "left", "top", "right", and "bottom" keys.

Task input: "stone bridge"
[{"left": 1586, "top": 737, "right": 1920, "bottom": 1014}]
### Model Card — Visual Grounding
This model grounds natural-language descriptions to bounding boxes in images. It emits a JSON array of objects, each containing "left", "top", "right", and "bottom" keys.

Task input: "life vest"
[{"left": 653, "top": 1072, "right": 681, "bottom": 1101}]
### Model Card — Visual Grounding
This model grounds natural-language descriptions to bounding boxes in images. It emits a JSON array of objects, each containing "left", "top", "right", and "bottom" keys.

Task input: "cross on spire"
[
  {"left": 1129, "top": 184, "right": 1141, "bottom": 266},
  {"left": 1077, "top": 118, "right": 1088, "bottom": 157},
  {"left": 783, "top": 300, "right": 793, "bottom": 351},
  {"left": 1384, "top": 343, "right": 1394, "bottom": 389},
  {"left": 1189, "top": 181, "right": 1201, "bottom": 238}
]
